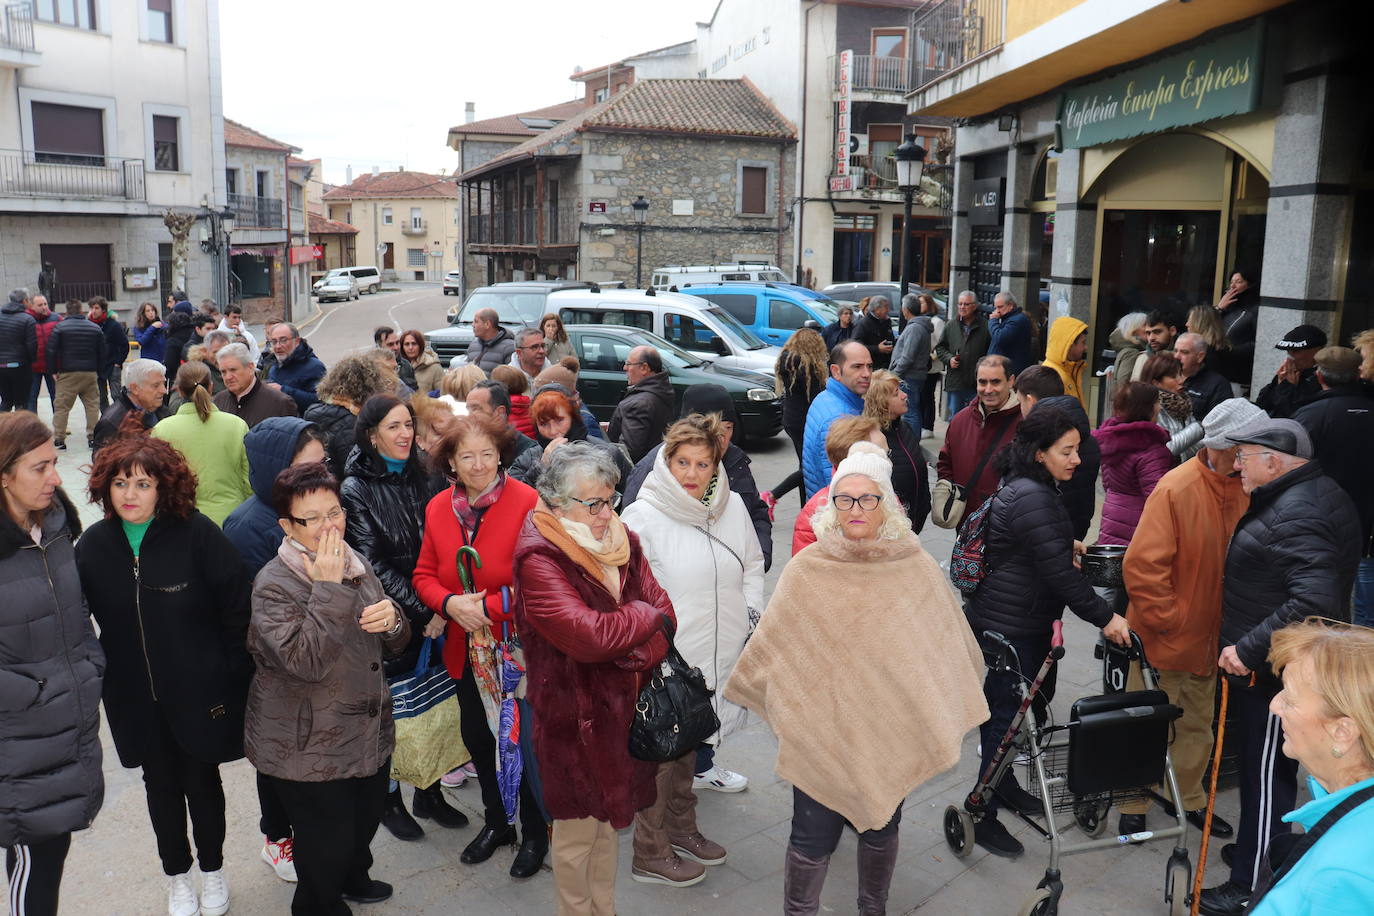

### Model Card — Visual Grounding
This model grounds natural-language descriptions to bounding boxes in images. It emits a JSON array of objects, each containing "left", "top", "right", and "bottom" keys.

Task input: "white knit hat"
[
  {"left": 829, "top": 440, "right": 895, "bottom": 497},
  {"left": 1200, "top": 398, "right": 1269, "bottom": 450}
]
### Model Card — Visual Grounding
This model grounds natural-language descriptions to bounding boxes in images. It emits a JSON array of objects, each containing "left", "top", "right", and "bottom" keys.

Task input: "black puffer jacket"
[
  {"left": 340, "top": 447, "right": 445, "bottom": 675},
  {"left": 0, "top": 299, "right": 37, "bottom": 365},
  {"left": 46, "top": 313, "right": 106, "bottom": 373},
  {"left": 303, "top": 401, "right": 357, "bottom": 476},
  {"left": 75, "top": 512, "right": 253, "bottom": 768},
  {"left": 1294, "top": 385, "right": 1374, "bottom": 556},
  {"left": 0, "top": 490, "right": 104, "bottom": 847},
  {"left": 1221, "top": 460, "right": 1361, "bottom": 675},
  {"left": 1033, "top": 396, "right": 1100, "bottom": 540},
  {"left": 967, "top": 475, "right": 1112, "bottom": 640},
  {"left": 162, "top": 311, "right": 195, "bottom": 377}
]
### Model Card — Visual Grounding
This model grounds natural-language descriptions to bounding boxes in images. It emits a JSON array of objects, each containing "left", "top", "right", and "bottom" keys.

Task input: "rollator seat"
[{"left": 1067, "top": 689, "right": 1182, "bottom": 796}]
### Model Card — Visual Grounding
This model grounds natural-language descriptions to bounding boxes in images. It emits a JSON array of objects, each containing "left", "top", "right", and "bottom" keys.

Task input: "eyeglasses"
[
  {"left": 567, "top": 493, "right": 620, "bottom": 515},
  {"left": 518, "top": 342, "right": 547, "bottom": 351},
  {"left": 832, "top": 493, "right": 882, "bottom": 511},
  {"left": 290, "top": 507, "right": 346, "bottom": 528},
  {"left": 268, "top": 336, "right": 295, "bottom": 346},
  {"left": 1234, "top": 449, "right": 1273, "bottom": 465}
]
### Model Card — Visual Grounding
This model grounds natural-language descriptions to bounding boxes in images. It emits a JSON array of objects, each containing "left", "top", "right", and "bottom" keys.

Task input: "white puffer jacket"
[{"left": 620, "top": 447, "right": 764, "bottom": 743}]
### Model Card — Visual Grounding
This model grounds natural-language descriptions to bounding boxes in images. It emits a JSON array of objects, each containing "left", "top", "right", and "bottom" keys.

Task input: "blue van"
[{"left": 682, "top": 282, "right": 844, "bottom": 346}]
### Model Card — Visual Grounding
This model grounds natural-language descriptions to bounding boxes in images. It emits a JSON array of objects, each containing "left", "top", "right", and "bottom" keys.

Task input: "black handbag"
[{"left": 628, "top": 620, "right": 721, "bottom": 763}]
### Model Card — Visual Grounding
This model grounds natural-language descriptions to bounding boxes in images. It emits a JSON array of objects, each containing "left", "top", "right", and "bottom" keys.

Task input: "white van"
[
  {"left": 650, "top": 263, "right": 788, "bottom": 291},
  {"left": 550, "top": 287, "right": 781, "bottom": 375},
  {"left": 313, "top": 265, "right": 382, "bottom": 295}
]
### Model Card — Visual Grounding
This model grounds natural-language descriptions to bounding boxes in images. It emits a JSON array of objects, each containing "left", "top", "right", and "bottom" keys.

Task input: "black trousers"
[
  {"left": 771, "top": 422, "right": 806, "bottom": 505},
  {"left": 0, "top": 366, "right": 31, "bottom": 412},
  {"left": 975, "top": 631, "right": 1057, "bottom": 814},
  {"left": 6, "top": 833, "right": 71, "bottom": 916},
  {"left": 789, "top": 787, "right": 901, "bottom": 858},
  {"left": 1227, "top": 677, "right": 1298, "bottom": 891},
  {"left": 141, "top": 707, "right": 226, "bottom": 875},
  {"left": 270, "top": 763, "right": 389, "bottom": 916},
  {"left": 96, "top": 364, "right": 122, "bottom": 412},
  {"left": 920, "top": 372, "right": 941, "bottom": 431},
  {"left": 456, "top": 659, "right": 547, "bottom": 838},
  {"left": 258, "top": 770, "right": 293, "bottom": 841}
]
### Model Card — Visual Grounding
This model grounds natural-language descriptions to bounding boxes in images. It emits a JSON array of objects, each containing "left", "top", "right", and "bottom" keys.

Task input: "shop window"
[
  {"left": 152, "top": 115, "right": 179, "bottom": 171},
  {"left": 31, "top": 101, "right": 104, "bottom": 164}
]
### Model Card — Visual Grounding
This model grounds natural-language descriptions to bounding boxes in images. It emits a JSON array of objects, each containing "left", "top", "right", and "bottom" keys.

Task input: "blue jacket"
[
  {"left": 223, "top": 416, "right": 314, "bottom": 577},
  {"left": 268, "top": 338, "right": 326, "bottom": 410},
  {"left": 801, "top": 377, "right": 865, "bottom": 498},
  {"left": 134, "top": 323, "right": 166, "bottom": 363},
  {"left": 988, "top": 307, "right": 1034, "bottom": 376},
  {"left": 1250, "top": 775, "right": 1374, "bottom": 915}
]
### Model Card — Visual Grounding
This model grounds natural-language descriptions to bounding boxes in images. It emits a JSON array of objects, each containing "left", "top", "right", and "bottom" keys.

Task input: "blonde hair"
[
  {"left": 863, "top": 369, "right": 901, "bottom": 426},
  {"left": 441, "top": 363, "right": 487, "bottom": 399},
  {"left": 775, "top": 327, "right": 828, "bottom": 402},
  {"left": 1270, "top": 618, "right": 1374, "bottom": 770},
  {"left": 824, "top": 415, "right": 882, "bottom": 467},
  {"left": 173, "top": 360, "right": 215, "bottom": 422},
  {"left": 1352, "top": 329, "right": 1374, "bottom": 382},
  {"left": 662, "top": 413, "right": 726, "bottom": 465},
  {"left": 1187, "top": 304, "right": 1231, "bottom": 352},
  {"left": 490, "top": 364, "right": 527, "bottom": 396},
  {"left": 410, "top": 394, "right": 455, "bottom": 439}
]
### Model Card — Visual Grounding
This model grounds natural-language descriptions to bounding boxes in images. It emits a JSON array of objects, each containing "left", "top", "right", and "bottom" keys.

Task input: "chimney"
[
  {"left": 465, "top": 102, "right": 475, "bottom": 124},
  {"left": 372, "top": 165, "right": 379, "bottom": 176},
  {"left": 345, "top": 164, "right": 353, "bottom": 183}
]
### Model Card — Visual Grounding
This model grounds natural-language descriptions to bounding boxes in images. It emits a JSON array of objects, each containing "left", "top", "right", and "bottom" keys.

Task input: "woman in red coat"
[
  {"left": 412, "top": 411, "right": 547, "bottom": 877},
  {"left": 514, "top": 440, "right": 674, "bottom": 916}
]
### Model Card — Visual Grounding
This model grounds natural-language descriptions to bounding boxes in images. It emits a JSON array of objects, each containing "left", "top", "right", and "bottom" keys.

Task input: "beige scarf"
[
  {"left": 530, "top": 503, "right": 630, "bottom": 600},
  {"left": 724, "top": 529, "right": 989, "bottom": 831}
]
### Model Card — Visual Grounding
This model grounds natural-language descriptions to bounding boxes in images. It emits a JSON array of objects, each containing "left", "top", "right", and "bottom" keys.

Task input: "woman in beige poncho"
[{"left": 724, "top": 441, "right": 989, "bottom": 916}]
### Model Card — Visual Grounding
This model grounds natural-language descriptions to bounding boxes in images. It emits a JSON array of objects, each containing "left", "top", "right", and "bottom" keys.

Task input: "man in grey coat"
[
  {"left": 465, "top": 308, "right": 516, "bottom": 375},
  {"left": 889, "top": 295, "right": 931, "bottom": 436}
]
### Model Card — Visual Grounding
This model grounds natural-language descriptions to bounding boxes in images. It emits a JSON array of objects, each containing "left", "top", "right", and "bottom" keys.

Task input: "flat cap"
[{"left": 1224, "top": 416, "right": 1313, "bottom": 459}]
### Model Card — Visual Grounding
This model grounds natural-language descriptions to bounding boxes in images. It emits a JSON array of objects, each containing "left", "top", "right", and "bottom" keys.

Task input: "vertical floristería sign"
[{"left": 1056, "top": 20, "right": 1272, "bottom": 150}]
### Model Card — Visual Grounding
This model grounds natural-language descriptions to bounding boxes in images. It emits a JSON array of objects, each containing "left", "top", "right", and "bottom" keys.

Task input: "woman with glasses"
[
  {"left": 620, "top": 413, "right": 763, "bottom": 888},
  {"left": 413, "top": 412, "right": 549, "bottom": 878},
  {"left": 725, "top": 441, "right": 988, "bottom": 915},
  {"left": 246, "top": 461, "right": 410, "bottom": 914},
  {"left": 513, "top": 441, "right": 676, "bottom": 914}
]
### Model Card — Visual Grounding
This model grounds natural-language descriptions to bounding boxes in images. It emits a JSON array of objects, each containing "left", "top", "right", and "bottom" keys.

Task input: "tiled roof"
[
  {"left": 448, "top": 99, "right": 589, "bottom": 138},
  {"left": 460, "top": 78, "right": 795, "bottom": 181},
  {"left": 322, "top": 170, "right": 459, "bottom": 200},
  {"left": 308, "top": 212, "right": 358, "bottom": 235},
  {"left": 224, "top": 118, "right": 298, "bottom": 152}
]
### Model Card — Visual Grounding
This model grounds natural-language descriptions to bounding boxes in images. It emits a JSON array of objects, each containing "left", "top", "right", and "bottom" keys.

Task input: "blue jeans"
[
  {"left": 1355, "top": 557, "right": 1374, "bottom": 628},
  {"left": 946, "top": 388, "right": 975, "bottom": 419},
  {"left": 899, "top": 379, "right": 923, "bottom": 438},
  {"left": 28, "top": 372, "right": 55, "bottom": 412}
]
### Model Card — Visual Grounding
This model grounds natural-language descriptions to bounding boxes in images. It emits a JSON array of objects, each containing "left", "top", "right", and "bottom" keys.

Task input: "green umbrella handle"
[{"left": 457, "top": 545, "right": 483, "bottom": 594}]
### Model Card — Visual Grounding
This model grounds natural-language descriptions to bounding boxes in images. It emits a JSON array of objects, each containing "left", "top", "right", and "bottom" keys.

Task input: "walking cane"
[{"left": 1189, "top": 673, "right": 1254, "bottom": 916}]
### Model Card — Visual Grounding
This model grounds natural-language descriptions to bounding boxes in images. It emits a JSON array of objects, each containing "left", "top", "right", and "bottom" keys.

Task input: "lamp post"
[
  {"left": 894, "top": 134, "right": 927, "bottom": 301},
  {"left": 631, "top": 195, "right": 649, "bottom": 288},
  {"left": 200, "top": 205, "right": 236, "bottom": 308}
]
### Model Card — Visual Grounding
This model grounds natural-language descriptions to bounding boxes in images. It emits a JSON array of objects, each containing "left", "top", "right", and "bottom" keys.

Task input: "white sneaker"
[
  {"left": 199, "top": 868, "right": 229, "bottom": 916},
  {"left": 261, "top": 836, "right": 297, "bottom": 882},
  {"left": 167, "top": 872, "right": 198, "bottom": 916},
  {"left": 693, "top": 765, "right": 748, "bottom": 793}
]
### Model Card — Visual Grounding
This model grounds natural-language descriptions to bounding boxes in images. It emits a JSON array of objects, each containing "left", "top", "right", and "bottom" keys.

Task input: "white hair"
[
  {"left": 216, "top": 342, "right": 252, "bottom": 367},
  {"left": 122, "top": 358, "right": 165, "bottom": 388},
  {"left": 810, "top": 471, "right": 912, "bottom": 541},
  {"left": 1116, "top": 311, "right": 1147, "bottom": 339},
  {"left": 1176, "top": 332, "right": 1207, "bottom": 353}
]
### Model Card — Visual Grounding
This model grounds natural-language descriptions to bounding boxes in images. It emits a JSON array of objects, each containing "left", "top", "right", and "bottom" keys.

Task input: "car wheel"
[{"left": 369, "top": 284, "right": 380, "bottom": 294}]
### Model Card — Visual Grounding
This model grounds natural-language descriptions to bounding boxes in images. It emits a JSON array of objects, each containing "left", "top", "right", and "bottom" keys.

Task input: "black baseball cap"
[{"left": 1275, "top": 324, "right": 1327, "bottom": 351}]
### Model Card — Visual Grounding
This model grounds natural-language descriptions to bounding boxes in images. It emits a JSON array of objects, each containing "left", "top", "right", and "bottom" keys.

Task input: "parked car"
[
  {"left": 429, "top": 280, "right": 594, "bottom": 361},
  {"left": 683, "top": 282, "right": 844, "bottom": 346},
  {"left": 550, "top": 287, "right": 781, "bottom": 375},
  {"left": 820, "top": 281, "right": 946, "bottom": 314},
  {"left": 313, "top": 265, "right": 382, "bottom": 295},
  {"left": 563, "top": 324, "right": 780, "bottom": 442},
  {"left": 650, "top": 262, "right": 789, "bottom": 291},
  {"left": 315, "top": 274, "right": 359, "bottom": 303},
  {"left": 442, "top": 270, "right": 462, "bottom": 296}
]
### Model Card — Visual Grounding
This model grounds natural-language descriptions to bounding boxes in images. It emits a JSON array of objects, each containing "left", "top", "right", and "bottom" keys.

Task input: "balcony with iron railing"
[
  {"left": 0, "top": 149, "right": 145, "bottom": 201},
  {"left": 909, "top": 0, "right": 1005, "bottom": 93},
  {"left": 833, "top": 53, "right": 911, "bottom": 96},
  {"left": 228, "top": 192, "right": 283, "bottom": 228},
  {"left": 1, "top": 2, "right": 37, "bottom": 63},
  {"left": 833, "top": 155, "right": 953, "bottom": 215},
  {"left": 400, "top": 218, "right": 427, "bottom": 236},
  {"left": 467, "top": 206, "right": 579, "bottom": 248}
]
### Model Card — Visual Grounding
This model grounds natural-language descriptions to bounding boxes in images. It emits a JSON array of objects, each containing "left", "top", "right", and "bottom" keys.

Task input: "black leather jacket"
[{"left": 303, "top": 401, "right": 358, "bottom": 476}]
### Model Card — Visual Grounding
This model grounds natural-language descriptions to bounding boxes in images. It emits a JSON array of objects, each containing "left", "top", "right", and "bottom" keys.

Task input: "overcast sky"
[{"left": 220, "top": 0, "right": 717, "bottom": 185}]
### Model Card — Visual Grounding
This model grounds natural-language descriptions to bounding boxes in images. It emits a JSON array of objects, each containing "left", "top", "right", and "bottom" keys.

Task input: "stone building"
[
  {"left": 458, "top": 77, "right": 796, "bottom": 287},
  {"left": 223, "top": 119, "right": 300, "bottom": 321},
  {"left": 446, "top": 99, "right": 589, "bottom": 180}
]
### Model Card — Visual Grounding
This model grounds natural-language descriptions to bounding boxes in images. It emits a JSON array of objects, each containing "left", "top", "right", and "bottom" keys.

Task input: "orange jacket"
[{"left": 1123, "top": 453, "right": 1249, "bottom": 677}]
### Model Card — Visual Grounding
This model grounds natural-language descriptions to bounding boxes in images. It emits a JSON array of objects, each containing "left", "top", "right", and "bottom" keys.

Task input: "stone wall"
[
  {"left": 462, "top": 140, "right": 518, "bottom": 173},
  {"left": 575, "top": 131, "right": 796, "bottom": 284}
]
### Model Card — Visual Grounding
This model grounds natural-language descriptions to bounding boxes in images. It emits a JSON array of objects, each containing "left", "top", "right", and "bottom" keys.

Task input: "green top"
[{"left": 122, "top": 517, "right": 153, "bottom": 557}]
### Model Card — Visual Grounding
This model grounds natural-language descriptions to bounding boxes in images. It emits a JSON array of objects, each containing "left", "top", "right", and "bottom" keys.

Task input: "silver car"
[{"left": 316, "top": 274, "right": 359, "bottom": 302}]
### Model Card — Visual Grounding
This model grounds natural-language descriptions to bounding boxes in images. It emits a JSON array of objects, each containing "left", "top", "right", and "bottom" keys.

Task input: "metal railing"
[
  {"left": 228, "top": 192, "right": 283, "bottom": 228},
  {"left": 548, "top": 207, "right": 577, "bottom": 245},
  {"left": 1, "top": 1, "right": 34, "bottom": 52},
  {"left": 838, "top": 55, "right": 911, "bottom": 93},
  {"left": 468, "top": 207, "right": 578, "bottom": 247},
  {"left": 50, "top": 280, "right": 116, "bottom": 303},
  {"left": 910, "top": 0, "right": 1004, "bottom": 92},
  {"left": 0, "top": 149, "right": 145, "bottom": 200}
]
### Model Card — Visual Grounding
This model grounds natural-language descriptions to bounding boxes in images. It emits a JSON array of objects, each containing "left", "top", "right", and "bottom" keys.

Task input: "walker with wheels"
[{"left": 943, "top": 623, "right": 1192, "bottom": 915}]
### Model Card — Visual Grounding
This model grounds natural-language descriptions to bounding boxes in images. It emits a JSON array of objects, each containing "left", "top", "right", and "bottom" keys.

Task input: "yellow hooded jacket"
[{"left": 1043, "top": 316, "right": 1089, "bottom": 408}]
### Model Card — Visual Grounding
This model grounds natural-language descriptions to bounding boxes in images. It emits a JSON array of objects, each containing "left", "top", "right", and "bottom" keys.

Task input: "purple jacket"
[{"left": 1092, "top": 417, "right": 1173, "bottom": 545}]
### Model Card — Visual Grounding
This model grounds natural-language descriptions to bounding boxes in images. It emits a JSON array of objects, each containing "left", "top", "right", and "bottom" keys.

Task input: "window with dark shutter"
[
  {"left": 153, "top": 115, "right": 179, "bottom": 171},
  {"left": 31, "top": 102, "right": 105, "bottom": 165},
  {"left": 147, "top": 0, "right": 172, "bottom": 42},
  {"left": 741, "top": 166, "right": 767, "bottom": 215}
]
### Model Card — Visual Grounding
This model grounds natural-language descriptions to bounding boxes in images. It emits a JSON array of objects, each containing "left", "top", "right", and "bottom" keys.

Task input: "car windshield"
[
  {"left": 324, "top": 277, "right": 348, "bottom": 286},
  {"left": 800, "top": 296, "right": 842, "bottom": 323},
  {"left": 705, "top": 307, "right": 768, "bottom": 350},
  {"left": 456, "top": 290, "right": 548, "bottom": 325}
]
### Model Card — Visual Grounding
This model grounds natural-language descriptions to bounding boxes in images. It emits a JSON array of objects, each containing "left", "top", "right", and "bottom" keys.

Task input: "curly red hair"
[{"left": 87, "top": 421, "right": 198, "bottom": 520}]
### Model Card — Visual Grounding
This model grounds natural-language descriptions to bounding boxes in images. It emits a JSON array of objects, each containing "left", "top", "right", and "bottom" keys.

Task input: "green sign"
[{"left": 1057, "top": 21, "right": 1267, "bottom": 149}]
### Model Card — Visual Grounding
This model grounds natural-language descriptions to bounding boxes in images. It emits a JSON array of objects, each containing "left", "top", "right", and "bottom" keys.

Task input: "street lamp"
[
  {"left": 631, "top": 195, "right": 649, "bottom": 288},
  {"left": 895, "top": 134, "right": 928, "bottom": 301}
]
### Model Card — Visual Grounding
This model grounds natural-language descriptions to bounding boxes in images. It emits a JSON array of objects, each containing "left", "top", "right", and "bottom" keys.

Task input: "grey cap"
[
  {"left": 1224, "top": 416, "right": 1313, "bottom": 459},
  {"left": 1200, "top": 398, "right": 1268, "bottom": 451}
]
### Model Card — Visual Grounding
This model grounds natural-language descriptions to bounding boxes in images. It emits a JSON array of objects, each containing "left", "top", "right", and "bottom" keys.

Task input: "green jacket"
[
  {"left": 935, "top": 315, "right": 991, "bottom": 392},
  {"left": 152, "top": 402, "right": 252, "bottom": 526}
]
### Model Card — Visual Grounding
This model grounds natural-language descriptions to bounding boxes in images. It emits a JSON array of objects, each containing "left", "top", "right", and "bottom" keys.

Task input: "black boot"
[
  {"left": 412, "top": 782, "right": 469, "bottom": 829},
  {"left": 783, "top": 845, "right": 831, "bottom": 916},
  {"left": 381, "top": 787, "right": 424, "bottom": 841},
  {"left": 510, "top": 833, "right": 548, "bottom": 879},
  {"left": 460, "top": 824, "right": 516, "bottom": 864},
  {"left": 856, "top": 832, "right": 900, "bottom": 915}
]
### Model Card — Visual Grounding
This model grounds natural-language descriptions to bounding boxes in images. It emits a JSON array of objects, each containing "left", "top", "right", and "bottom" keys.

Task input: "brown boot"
[
  {"left": 856, "top": 832, "right": 900, "bottom": 915},
  {"left": 784, "top": 845, "right": 830, "bottom": 916},
  {"left": 670, "top": 831, "right": 727, "bottom": 866},
  {"left": 630, "top": 854, "right": 706, "bottom": 887}
]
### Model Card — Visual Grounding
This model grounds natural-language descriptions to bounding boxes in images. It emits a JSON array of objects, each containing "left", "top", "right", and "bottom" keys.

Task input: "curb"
[{"left": 295, "top": 302, "right": 325, "bottom": 331}]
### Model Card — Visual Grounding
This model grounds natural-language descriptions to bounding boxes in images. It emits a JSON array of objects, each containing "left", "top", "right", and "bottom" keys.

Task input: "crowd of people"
[{"left": 2, "top": 280, "right": 1374, "bottom": 916}]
